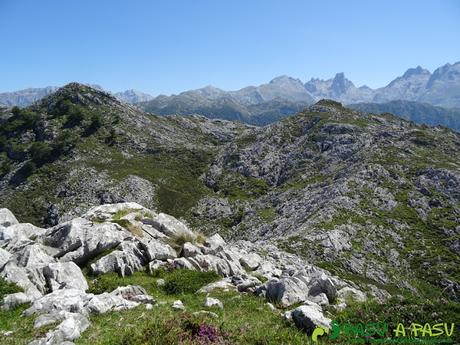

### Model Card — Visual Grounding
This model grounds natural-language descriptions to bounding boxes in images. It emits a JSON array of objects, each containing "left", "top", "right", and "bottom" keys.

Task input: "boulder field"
[{"left": 0, "top": 202, "right": 371, "bottom": 344}]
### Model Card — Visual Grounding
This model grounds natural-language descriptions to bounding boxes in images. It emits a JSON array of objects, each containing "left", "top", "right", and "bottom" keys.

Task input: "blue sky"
[{"left": 1, "top": 0, "right": 459, "bottom": 94}]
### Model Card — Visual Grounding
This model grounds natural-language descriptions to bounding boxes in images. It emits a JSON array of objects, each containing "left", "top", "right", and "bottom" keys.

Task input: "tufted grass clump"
[
  {"left": 87, "top": 271, "right": 158, "bottom": 295},
  {"left": 111, "top": 219, "right": 143, "bottom": 237},
  {"left": 0, "top": 278, "right": 23, "bottom": 303},
  {"left": 195, "top": 231, "right": 207, "bottom": 245},
  {"left": 167, "top": 232, "right": 197, "bottom": 252},
  {"left": 112, "top": 208, "right": 141, "bottom": 220}
]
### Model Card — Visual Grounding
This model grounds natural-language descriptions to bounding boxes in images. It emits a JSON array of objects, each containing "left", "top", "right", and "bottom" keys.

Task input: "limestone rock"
[
  {"left": 287, "top": 301, "right": 331, "bottom": 334},
  {"left": 203, "top": 234, "right": 226, "bottom": 254},
  {"left": 181, "top": 242, "right": 202, "bottom": 257},
  {"left": 337, "top": 286, "right": 367, "bottom": 303},
  {"left": 83, "top": 202, "right": 147, "bottom": 222},
  {"left": 231, "top": 275, "right": 262, "bottom": 292},
  {"left": 307, "top": 292, "right": 329, "bottom": 306},
  {"left": 2, "top": 292, "right": 33, "bottom": 310},
  {"left": 308, "top": 272, "right": 337, "bottom": 303},
  {"left": 9, "top": 223, "right": 46, "bottom": 240},
  {"left": 140, "top": 239, "right": 176, "bottom": 261},
  {"left": 0, "top": 261, "right": 43, "bottom": 299},
  {"left": 203, "top": 297, "right": 223, "bottom": 309},
  {"left": 172, "top": 300, "right": 185, "bottom": 310},
  {"left": 23, "top": 289, "right": 91, "bottom": 316},
  {"left": 85, "top": 292, "right": 139, "bottom": 314},
  {"left": 0, "top": 247, "right": 12, "bottom": 268},
  {"left": 110, "top": 285, "right": 155, "bottom": 304},
  {"left": 12, "top": 244, "right": 56, "bottom": 268},
  {"left": 29, "top": 312, "right": 90, "bottom": 345},
  {"left": 43, "top": 262, "right": 88, "bottom": 291},
  {"left": 265, "top": 276, "right": 310, "bottom": 307},
  {"left": 90, "top": 240, "right": 146, "bottom": 277},
  {"left": 197, "top": 279, "right": 236, "bottom": 293},
  {"left": 42, "top": 218, "right": 129, "bottom": 264},
  {"left": 239, "top": 253, "right": 262, "bottom": 271},
  {"left": 149, "top": 213, "right": 196, "bottom": 240},
  {"left": 0, "top": 209, "right": 18, "bottom": 227}
]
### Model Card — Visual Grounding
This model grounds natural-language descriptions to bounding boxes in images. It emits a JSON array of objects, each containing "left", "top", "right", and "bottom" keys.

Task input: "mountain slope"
[
  {"left": 0, "top": 85, "right": 459, "bottom": 305},
  {"left": 0, "top": 83, "right": 246, "bottom": 226},
  {"left": 372, "top": 66, "right": 431, "bottom": 103},
  {"left": 421, "top": 61, "right": 460, "bottom": 108},
  {"left": 196, "top": 99, "right": 460, "bottom": 302},
  {"left": 349, "top": 100, "right": 460, "bottom": 131}
]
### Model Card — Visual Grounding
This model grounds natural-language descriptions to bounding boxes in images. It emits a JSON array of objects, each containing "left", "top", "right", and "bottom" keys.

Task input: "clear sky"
[{"left": 1, "top": 0, "right": 459, "bottom": 94}]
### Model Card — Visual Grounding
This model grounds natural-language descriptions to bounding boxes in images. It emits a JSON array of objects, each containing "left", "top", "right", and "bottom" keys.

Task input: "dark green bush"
[
  {"left": 0, "top": 135, "right": 7, "bottom": 150},
  {"left": 105, "top": 129, "right": 118, "bottom": 146},
  {"left": 0, "top": 158, "right": 11, "bottom": 177},
  {"left": 52, "top": 130, "right": 79, "bottom": 155},
  {"left": 65, "top": 105, "right": 85, "bottom": 127},
  {"left": 18, "top": 161, "right": 37, "bottom": 177},
  {"left": 87, "top": 271, "right": 158, "bottom": 295},
  {"left": 29, "top": 142, "right": 53, "bottom": 165},
  {"left": 83, "top": 112, "right": 103, "bottom": 135},
  {"left": 163, "top": 270, "right": 220, "bottom": 295},
  {"left": 2, "top": 108, "right": 39, "bottom": 133}
]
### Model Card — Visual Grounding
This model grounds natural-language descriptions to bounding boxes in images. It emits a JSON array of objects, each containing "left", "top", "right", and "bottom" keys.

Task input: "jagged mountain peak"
[
  {"left": 192, "top": 85, "right": 226, "bottom": 99},
  {"left": 269, "top": 75, "right": 303, "bottom": 85},
  {"left": 331, "top": 72, "right": 354, "bottom": 95},
  {"left": 402, "top": 66, "right": 431, "bottom": 78},
  {"left": 114, "top": 89, "right": 154, "bottom": 104},
  {"left": 426, "top": 61, "right": 460, "bottom": 88}
]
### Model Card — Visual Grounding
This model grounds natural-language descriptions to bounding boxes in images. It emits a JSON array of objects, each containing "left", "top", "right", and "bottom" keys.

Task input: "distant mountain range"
[
  {"left": 1, "top": 61, "right": 459, "bottom": 128},
  {"left": 349, "top": 100, "right": 460, "bottom": 132},
  {"left": 140, "top": 77, "right": 313, "bottom": 125},
  {"left": 138, "top": 61, "right": 460, "bottom": 127}
]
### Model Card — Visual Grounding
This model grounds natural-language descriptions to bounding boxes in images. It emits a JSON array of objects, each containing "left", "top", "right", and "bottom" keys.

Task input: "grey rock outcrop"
[
  {"left": 285, "top": 301, "right": 331, "bottom": 334},
  {"left": 0, "top": 208, "right": 19, "bottom": 227},
  {"left": 43, "top": 262, "right": 88, "bottom": 292},
  {"left": 204, "top": 297, "right": 223, "bottom": 309}
]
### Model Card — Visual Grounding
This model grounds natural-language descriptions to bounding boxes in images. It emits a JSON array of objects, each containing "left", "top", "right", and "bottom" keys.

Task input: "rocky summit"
[{"left": 0, "top": 84, "right": 459, "bottom": 344}]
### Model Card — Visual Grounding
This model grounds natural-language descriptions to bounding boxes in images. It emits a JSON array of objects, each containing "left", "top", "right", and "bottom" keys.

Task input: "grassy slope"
[
  {"left": 0, "top": 272, "right": 310, "bottom": 345},
  {"left": 2, "top": 271, "right": 459, "bottom": 344}
]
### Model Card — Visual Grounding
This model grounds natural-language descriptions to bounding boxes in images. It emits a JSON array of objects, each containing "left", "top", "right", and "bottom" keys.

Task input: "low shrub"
[
  {"left": 87, "top": 271, "right": 157, "bottom": 295},
  {"left": 163, "top": 270, "right": 220, "bottom": 295}
]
